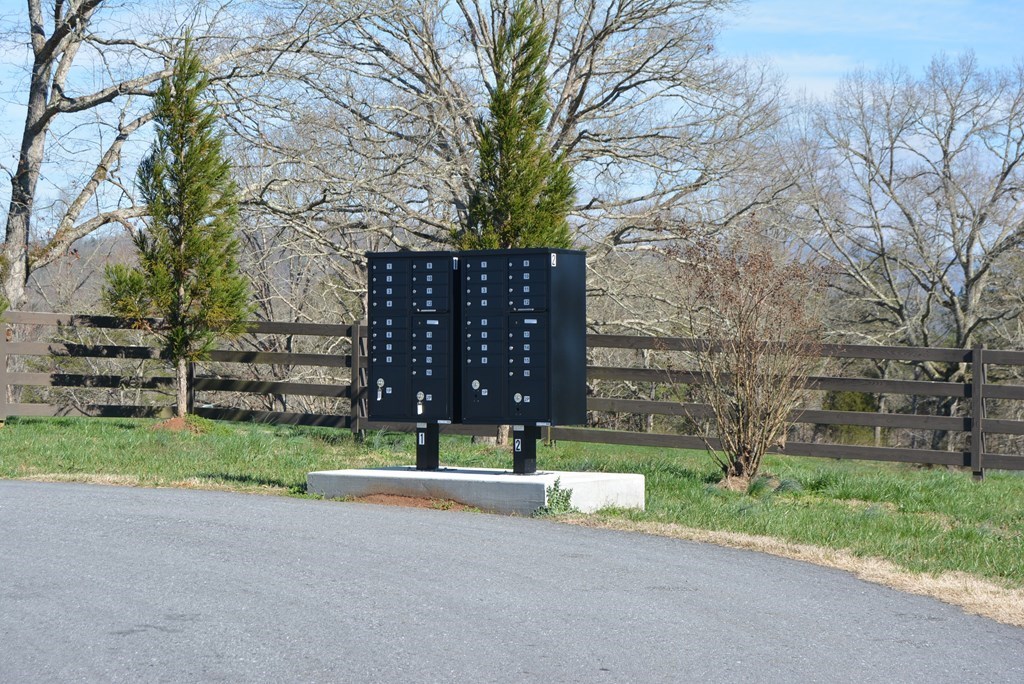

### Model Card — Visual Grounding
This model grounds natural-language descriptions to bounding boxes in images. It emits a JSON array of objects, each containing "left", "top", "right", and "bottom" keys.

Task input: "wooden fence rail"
[{"left": 4, "top": 312, "right": 1024, "bottom": 474}]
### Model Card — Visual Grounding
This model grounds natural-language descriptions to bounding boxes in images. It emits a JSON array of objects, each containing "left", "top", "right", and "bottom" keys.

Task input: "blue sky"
[{"left": 716, "top": 0, "right": 1024, "bottom": 97}]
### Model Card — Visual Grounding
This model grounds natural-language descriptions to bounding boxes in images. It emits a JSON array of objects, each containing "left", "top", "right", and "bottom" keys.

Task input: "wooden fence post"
[
  {"left": 970, "top": 344, "right": 985, "bottom": 481},
  {"left": 0, "top": 320, "right": 9, "bottom": 427},
  {"left": 187, "top": 360, "right": 196, "bottom": 416},
  {"left": 350, "top": 321, "right": 366, "bottom": 442}
]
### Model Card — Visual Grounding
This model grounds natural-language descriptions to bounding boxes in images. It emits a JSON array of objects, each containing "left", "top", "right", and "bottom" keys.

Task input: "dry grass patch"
[
  {"left": 565, "top": 515, "right": 1024, "bottom": 629},
  {"left": 17, "top": 473, "right": 145, "bottom": 487},
  {"left": 168, "top": 477, "right": 290, "bottom": 495}
]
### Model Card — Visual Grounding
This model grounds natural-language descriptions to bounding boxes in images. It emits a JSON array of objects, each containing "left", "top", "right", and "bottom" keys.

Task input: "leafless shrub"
[{"left": 676, "top": 236, "right": 827, "bottom": 482}]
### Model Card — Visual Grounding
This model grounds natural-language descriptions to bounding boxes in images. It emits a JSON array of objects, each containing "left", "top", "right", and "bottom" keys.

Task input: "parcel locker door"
[
  {"left": 462, "top": 357, "right": 504, "bottom": 422},
  {"left": 507, "top": 379, "right": 549, "bottom": 422},
  {"left": 368, "top": 367, "right": 409, "bottom": 420},
  {"left": 410, "top": 373, "right": 451, "bottom": 421}
]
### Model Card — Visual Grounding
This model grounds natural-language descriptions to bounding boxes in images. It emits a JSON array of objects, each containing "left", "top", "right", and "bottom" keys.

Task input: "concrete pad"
[{"left": 307, "top": 467, "right": 645, "bottom": 516}]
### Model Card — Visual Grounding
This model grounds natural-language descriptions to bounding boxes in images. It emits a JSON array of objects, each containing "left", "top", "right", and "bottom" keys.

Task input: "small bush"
[{"left": 535, "top": 477, "right": 576, "bottom": 516}]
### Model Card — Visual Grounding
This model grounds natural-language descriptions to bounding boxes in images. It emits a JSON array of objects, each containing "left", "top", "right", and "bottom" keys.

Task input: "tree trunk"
[
  {"left": 176, "top": 358, "right": 188, "bottom": 419},
  {"left": 496, "top": 424, "right": 510, "bottom": 446},
  {"left": 4, "top": 141, "right": 42, "bottom": 312},
  {"left": 4, "top": 15, "right": 55, "bottom": 311}
]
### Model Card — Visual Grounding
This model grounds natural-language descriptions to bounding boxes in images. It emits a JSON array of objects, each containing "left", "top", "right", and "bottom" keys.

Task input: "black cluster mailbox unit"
[
  {"left": 367, "top": 251, "right": 457, "bottom": 424},
  {"left": 366, "top": 248, "right": 586, "bottom": 473}
]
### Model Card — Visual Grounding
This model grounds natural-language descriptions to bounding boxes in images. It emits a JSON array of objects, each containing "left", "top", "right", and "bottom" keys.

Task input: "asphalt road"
[{"left": 1, "top": 481, "right": 1022, "bottom": 683}]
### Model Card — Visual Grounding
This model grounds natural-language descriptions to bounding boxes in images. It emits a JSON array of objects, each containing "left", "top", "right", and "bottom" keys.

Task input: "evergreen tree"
[
  {"left": 104, "top": 36, "right": 251, "bottom": 418},
  {"left": 455, "top": 0, "right": 575, "bottom": 249}
]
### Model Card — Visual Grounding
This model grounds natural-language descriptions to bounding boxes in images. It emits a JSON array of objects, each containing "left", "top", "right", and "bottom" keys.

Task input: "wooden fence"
[{"left": 4, "top": 311, "right": 1024, "bottom": 475}]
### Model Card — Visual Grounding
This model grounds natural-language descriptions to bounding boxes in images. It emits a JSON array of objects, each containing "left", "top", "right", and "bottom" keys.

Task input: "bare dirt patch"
[
  {"left": 149, "top": 416, "right": 200, "bottom": 433},
  {"left": 564, "top": 515, "right": 1024, "bottom": 628},
  {"left": 351, "top": 494, "right": 476, "bottom": 512}
]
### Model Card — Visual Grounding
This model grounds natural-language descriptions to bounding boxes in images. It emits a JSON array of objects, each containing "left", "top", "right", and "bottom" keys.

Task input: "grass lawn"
[{"left": 2, "top": 416, "right": 1022, "bottom": 591}]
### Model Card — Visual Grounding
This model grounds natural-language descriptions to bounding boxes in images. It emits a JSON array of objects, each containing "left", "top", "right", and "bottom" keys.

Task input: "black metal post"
[
  {"left": 512, "top": 425, "right": 540, "bottom": 474},
  {"left": 416, "top": 422, "right": 440, "bottom": 471}
]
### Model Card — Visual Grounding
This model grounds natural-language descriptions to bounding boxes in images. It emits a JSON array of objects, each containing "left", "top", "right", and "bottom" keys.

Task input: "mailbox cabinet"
[
  {"left": 367, "top": 252, "right": 458, "bottom": 422},
  {"left": 366, "top": 248, "right": 586, "bottom": 428},
  {"left": 459, "top": 248, "right": 586, "bottom": 427}
]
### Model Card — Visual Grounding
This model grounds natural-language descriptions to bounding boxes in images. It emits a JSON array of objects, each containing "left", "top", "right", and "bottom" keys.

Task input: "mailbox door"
[{"left": 368, "top": 366, "right": 409, "bottom": 418}]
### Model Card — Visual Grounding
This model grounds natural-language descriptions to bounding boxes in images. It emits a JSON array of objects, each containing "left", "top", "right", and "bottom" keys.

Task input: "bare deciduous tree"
[
  {"left": 1, "top": 0, "right": 337, "bottom": 310},
  {"left": 798, "top": 53, "right": 1024, "bottom": 363},
  {"left": 232, "top": 0, "right": 788, "bottom": 319},
  {"left": 788, "top": 53, "right": 1024, "bottom": 449}
]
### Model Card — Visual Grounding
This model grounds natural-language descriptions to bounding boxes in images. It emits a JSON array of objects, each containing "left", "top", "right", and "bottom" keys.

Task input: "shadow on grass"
[
  {"left": 305, "top": 429, "right": 353, "bottom": 447},
  {"left": 6, "top": 416, "right": 146, "bottom": 431},
  {"left": 197, "top": 472, "right": 305, "bottom": 495},
  {"left": 639, "top": 460, "right": 720, "bottom": 485}
]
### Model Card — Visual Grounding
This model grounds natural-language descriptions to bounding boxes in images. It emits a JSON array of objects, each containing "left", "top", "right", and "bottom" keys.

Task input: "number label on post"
[
  {"left": 418, "top": 432, "right": 425, "bottom": 446},
  {"left": 514, "top": 438, "right": 522, "bottom": 452}
]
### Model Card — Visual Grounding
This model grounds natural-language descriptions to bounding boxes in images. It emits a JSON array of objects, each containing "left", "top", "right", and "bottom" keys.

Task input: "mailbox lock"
[
  {"left": 417, "top": 391, "right": 425, "bottom": 401},
  {"left": 471, "top": 380, "right": 480, "bottom": 390},
  {"left": 376, "top": 377, "right": 385, "bottom": 401},
  {"left": 514, "top": 393, "right": 523, "bottom": 403}
]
